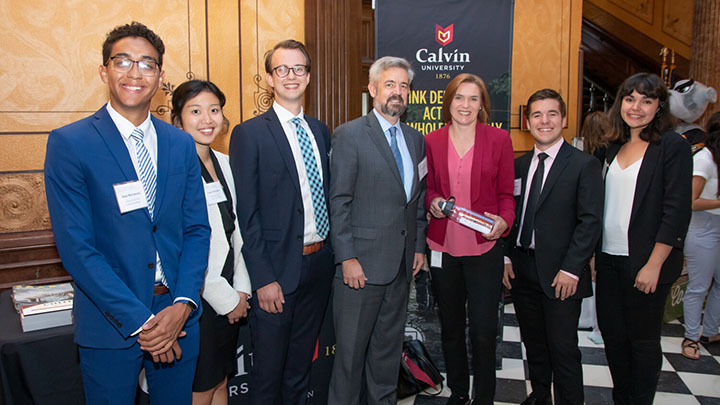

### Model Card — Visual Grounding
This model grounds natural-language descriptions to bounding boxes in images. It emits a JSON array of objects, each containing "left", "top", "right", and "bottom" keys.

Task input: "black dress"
[{"left": 193, "top": 152, "right": 242, "bottom": 392}]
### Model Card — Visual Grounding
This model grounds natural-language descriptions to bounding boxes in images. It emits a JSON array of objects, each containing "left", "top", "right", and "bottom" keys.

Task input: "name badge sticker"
[
  {"left": 113, "top": 181, "right": 148, "bottom": 214},
  {"left": 430, "top": 249, "right": 442, "bottom": 268},
  {"left": 513, "top": 178, "right": 522, "bottom": 196},
  {"left": 418, "top": 157, "right": 428, "bottom": 180},
  {"left": 204, "top": 182, "right": 227, "bottom": 205}
]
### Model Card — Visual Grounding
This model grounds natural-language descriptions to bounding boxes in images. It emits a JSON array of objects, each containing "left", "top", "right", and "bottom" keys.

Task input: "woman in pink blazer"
[{"left": 425, "top": 73, "right": 515, "bottom": 405}]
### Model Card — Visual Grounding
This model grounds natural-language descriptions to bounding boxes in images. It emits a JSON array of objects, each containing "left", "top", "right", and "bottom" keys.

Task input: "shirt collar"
[
  {"left": 533, "top": 137, "right": 564, "bottom": 160},
  {"left": 372, "top": 108, "right": 401, "bottom": 135},
  {"left": 273, "top": 101, "right": 304, "bottom": 124},
  {"left": 106, "top": 102, "right": 152, "bottom": 140}
]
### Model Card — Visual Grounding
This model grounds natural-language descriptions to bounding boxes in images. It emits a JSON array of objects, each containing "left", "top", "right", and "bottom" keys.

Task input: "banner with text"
[{"left": 376, "top": 0, "right": 514, "bottom": 134}]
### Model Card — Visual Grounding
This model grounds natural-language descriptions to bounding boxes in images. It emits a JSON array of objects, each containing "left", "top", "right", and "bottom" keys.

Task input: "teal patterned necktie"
[{"left": 290, "top": 117, "right": 329, "bottom": 239}]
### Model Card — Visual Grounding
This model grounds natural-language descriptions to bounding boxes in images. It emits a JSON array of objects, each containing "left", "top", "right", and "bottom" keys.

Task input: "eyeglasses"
[
  {"left": 272, "top": 65, "right": 309, "bottom": 77},
  {"left": 107, "top": 56, "right": 160, "bottom": 76}
]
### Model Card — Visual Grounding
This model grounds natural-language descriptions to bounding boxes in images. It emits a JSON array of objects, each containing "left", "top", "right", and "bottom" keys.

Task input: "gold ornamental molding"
[{"left": 0, "top": 171, "right": 50, "bottom": 233}]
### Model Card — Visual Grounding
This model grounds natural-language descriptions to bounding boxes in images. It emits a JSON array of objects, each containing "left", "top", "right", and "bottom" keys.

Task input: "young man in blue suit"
[
  {"left": 229, "top": 40, "right": 333, "bottom": 404},
  {"left": 44, "top": 22, "right": 210, "bottom": 404}
]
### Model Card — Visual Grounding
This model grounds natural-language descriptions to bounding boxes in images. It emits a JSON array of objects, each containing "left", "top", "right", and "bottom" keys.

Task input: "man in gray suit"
[{"left": 328, "top": 56, "right": 427, "bottom": 405}]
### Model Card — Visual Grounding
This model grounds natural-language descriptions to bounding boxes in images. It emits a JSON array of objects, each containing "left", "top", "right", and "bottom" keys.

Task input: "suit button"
[
  {"left": 401, "top": 230, "right": 406, "bottom": 236},
  {"left": 297, "top": 209, "right": 302, "bottom": 214},
  {"left": 297, "top": 235, "right": 302, "bottom": 240},
  {"left": 148, "top": 263, "right": 155, "bottom": 269},
  {"left": 153, "top": 226, "right": 157, "bottom": 232}
]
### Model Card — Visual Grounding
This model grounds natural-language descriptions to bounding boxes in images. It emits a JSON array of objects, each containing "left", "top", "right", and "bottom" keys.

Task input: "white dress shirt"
[
  {"left": 516, "top": 138, "right": 564, "bottom": 249},
  {"left": 106, "top": 103, "right": 195, "bottom": 334},
  {"left": 515, "top": 138, "right": 578, "bottom": 280}
]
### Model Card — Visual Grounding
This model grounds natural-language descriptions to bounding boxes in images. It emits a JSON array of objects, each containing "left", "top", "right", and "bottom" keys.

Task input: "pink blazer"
[{"left": 425, "top": 122, "right": 515, "bottom": 245}]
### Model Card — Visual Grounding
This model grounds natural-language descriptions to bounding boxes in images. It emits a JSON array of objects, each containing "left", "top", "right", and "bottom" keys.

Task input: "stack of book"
[{"left": 12, "top": 283, "right": 74, "bottom": 332}]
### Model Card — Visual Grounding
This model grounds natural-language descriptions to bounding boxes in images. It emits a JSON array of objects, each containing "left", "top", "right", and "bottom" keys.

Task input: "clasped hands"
[{"left": 138, "top": 302, "right": 192, "bottom": 363}]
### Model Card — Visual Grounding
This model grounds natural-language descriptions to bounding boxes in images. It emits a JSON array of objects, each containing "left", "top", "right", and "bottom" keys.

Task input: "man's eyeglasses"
[
  {"left": 272, "top": 65, "right": 309, "bottom": 78},
  {"left": 107, "top": 56, "right": 160, "bottom": 76}
]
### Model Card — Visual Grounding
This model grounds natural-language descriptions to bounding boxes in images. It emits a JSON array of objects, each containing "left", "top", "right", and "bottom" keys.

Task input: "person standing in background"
[{"left": 680, "top": 111, "right": 720, "bottom": 359}]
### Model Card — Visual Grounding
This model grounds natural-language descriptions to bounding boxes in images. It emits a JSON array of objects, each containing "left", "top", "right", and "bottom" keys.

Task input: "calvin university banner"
[{"left": 376, "top": 0, "right": 515, "bottom": 134}]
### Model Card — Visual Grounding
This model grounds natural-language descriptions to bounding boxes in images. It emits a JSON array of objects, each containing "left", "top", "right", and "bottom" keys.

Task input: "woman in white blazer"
[{"left": 172, "top": 80, "right": 251, "bottom": 405}]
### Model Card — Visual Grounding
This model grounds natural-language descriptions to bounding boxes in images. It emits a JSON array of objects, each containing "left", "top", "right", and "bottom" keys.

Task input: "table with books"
[{"left": 0, "top": 288, "right": 84, "bottom": 405}]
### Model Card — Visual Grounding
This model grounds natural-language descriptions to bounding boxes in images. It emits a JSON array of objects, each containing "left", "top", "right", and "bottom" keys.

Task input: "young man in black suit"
[{"left": 503, "top": 89, "right": 603, "bottom": 405}]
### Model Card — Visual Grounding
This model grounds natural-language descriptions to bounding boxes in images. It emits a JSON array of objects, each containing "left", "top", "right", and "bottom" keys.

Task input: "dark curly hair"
[
  {"left": 606, "top": 73, "right": 674, "bottom": 144},
  {"left": 102, "top": 22, "right": 165, "bottom": 67}
]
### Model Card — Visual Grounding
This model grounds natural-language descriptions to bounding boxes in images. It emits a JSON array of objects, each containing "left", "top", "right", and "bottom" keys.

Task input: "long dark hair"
[
  {"left": 171, "top": 80, "right": 228, "bottom": 134},
  {"left": 705, "top": 111, "right": 720, "bottom": 197},
  {"left": 580, "top": 111, "right": 610, "bottom": 155},
  {"left": 606, "top": 73, "right": 674, "bottom": 144}
]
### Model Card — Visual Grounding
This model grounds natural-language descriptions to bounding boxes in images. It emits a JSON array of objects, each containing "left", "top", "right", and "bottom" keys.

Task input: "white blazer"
[{"left": 201, "top": 150, "right": 251, "bottom": 315}]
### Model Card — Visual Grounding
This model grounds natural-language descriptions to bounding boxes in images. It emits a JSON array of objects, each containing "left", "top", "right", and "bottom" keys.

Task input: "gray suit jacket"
[{"left": 329, "top": 112, "right": 427, "bottom": 284}]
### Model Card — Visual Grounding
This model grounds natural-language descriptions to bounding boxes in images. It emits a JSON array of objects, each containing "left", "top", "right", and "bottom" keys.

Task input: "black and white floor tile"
[{"left": 402, "top": 302, "right": 720, "bottom": 405}]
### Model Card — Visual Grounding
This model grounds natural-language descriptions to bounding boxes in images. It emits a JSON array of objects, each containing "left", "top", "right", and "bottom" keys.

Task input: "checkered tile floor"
[{"left": 403, "top": 303, "right": 720, "bottom": 405}]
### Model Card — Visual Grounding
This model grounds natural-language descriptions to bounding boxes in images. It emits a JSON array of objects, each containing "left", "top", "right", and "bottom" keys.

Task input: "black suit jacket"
[
  {"left": 602, "top": 130, "right": 692, "bottom": 284},
  {"left": 229, "top": 108, "right": 331, "bottom": 294},
  {"left": 508, "top": 141, "right": 603, "bottom": 299}
]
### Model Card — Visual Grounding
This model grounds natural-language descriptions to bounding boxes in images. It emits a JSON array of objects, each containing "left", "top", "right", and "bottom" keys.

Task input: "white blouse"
[
  {"left": 602, "top": 157, "right": 643, "bottom": 256},
  {"left": 693, "top": 148, "right": 720, "bottom": 215}
]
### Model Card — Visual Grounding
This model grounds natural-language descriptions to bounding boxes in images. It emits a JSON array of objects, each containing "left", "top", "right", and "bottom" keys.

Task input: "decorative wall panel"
[
  {"left": 662, "top": 0, "right": 693, "bottom": 46},
  {"left": 510, "top": 0, "right": 583, "bottom": 151},
  {"left": 609, "top": 0, "right": 654, "bottom": 23},
  {"left": 239, "top": 0, "right": 304, "bottom": 121},
  {"left": 0, "top": 0, "right": 209, "bottom": 133},
  {"left": 588, "top": 0, "right": 691, "bottom": 59},
  {"left": 0, "top": 172, "right": 49, "bottom": 233}
]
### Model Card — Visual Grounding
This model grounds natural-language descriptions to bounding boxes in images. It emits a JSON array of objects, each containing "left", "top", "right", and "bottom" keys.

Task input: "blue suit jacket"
[
  {"left": 44, "top": 106, "right": 210, "bottom": 349},
  {"left": 229, "top": 109, "right": 331, "bottom": 294}
]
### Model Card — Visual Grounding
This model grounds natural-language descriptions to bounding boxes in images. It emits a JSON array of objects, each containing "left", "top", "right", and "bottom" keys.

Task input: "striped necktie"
[
  {"left": 130, "top": 127, "right": 157, "bottom": 219},
  {"left": 290, "top": 117, "right": 329, "bottom": 240},
  {"left": 130, "top": 127, "right": 166, "bottom": 285}
]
